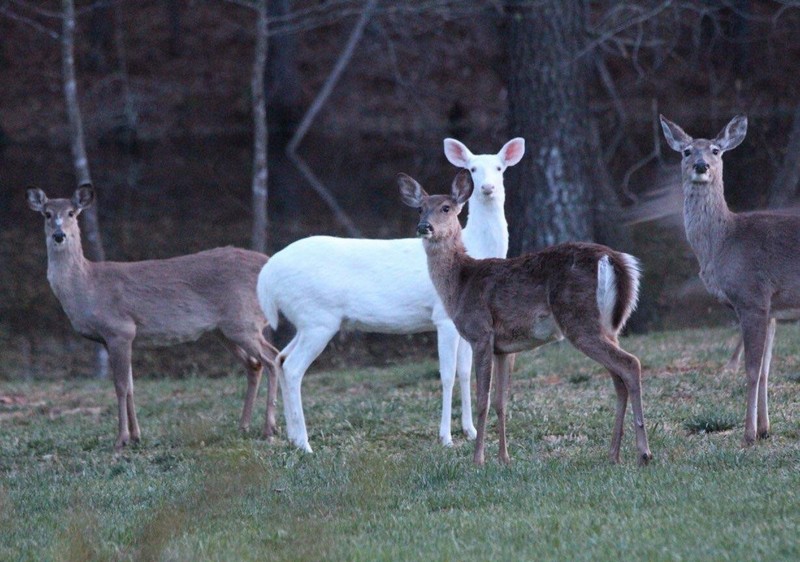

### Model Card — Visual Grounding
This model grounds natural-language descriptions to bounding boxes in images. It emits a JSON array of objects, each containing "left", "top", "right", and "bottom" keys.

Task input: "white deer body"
[
  {"left": 257, "top": 138, "right": 525, "bottom": 451},
  {"left": 660, "top": 114, "right": 800, "bottom": 445},
  {"left": 28, "top": 186, "right": 280, "bottom": 451}
]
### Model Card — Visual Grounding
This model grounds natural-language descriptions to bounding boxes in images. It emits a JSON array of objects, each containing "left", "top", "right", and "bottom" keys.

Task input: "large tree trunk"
[
  {"left": 505, "top": 0, "right": 595, "bottom": 255},
  {"left": 266, "top": 0, "right": 301, "bottom": 150},
  {"left": 767, "top": 103, "right": 800, "bottom": 209},
  {"left": 62, "top": 0, "right": 109, "bottom": 378},
  {"left": 251, "top": 0, "right": 269, "bottom": 253}
]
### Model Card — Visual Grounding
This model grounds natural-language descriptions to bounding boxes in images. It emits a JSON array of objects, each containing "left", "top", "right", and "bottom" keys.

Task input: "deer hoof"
[
  {"left": 440, "top": 436, "right": 454, "bottom": 448},
  {"left": 741, "top": 434, "right": 756, "bottom": 448},
  {"left": 464, "top": 426, "right": 477, "bottom": 440},
  {"left": 638, "top": 452, "right": 653, "bottom": 467}
]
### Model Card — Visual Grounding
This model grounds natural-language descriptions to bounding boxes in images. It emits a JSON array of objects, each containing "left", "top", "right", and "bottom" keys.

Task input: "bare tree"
[
  {"left": 251, "top": 0, "right": 269, "bottom": 253},
  {"left": 505, "top": 0, "right": 595, "bottom": 255},
  {"left": 62, "top": 0, "right": 108, "bottom": 378}
]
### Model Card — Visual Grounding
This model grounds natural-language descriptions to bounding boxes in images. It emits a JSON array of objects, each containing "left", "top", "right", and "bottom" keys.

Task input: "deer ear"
[
  {"left": 660, "top": 115, "right": 693, "bottom": 152},
  {"left": 715, "top": 115, "right": 747, "bottom": 152},
  {"left": 72, "top": 183, "right": 95, "bottom": 211},
  {"left": 398, "top": 173, "right": 427, "bottom": 208},
  {"left": 498, "top": 137, "right": 525, "bottom": 167},
  {"left": 451, "top": 169, "right": 474, "bottom": 205},
  {"left": 443, "top": 138, "right": 473, "bottom": 168},
  {"left": 26, "top": 187, "right": 48, "bottom": 212}
]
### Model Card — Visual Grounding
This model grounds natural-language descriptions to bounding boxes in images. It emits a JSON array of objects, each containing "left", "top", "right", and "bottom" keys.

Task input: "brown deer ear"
[
  {"left": 451, "top": 169, "right": 473, "bottom": 205},
  {"left": 398, "top": 173, "right": 427, "bottom": 208},
  {"left": 659, "top": 115, "right": 692, "bottom": 152},
  {"left": 26, "top": 187, "right": 48, "bottom": 212},
  {"left": 72, "top": 184, "right": 95, "bottom": 211},
  {"left": 715, "top": 115, "right": 747, "bottom": 152}
]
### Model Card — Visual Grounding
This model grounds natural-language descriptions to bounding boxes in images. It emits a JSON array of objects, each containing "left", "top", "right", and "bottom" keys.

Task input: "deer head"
[
  {"left": 398, "top": 170, "right": 474, "bottom": 242},
  {"left": 443, "top": 138, "right": 524, "bottom": 200},
  {"left": 27, "top": 184, "right": 95, "bottom": 250},
  {"left": 660, "top": 115, "right": 747, "bottom": 186}
]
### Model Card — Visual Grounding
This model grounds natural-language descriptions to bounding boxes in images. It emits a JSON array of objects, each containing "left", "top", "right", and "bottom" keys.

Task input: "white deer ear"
[
  {"left": 397, "top": 173, "right": 427, "bottom": 208},
  {"left": 451, "top": 169, "right": 474, "bottom": 205},
  {"left": 715, "top": 115, "right": 747, "bottom": 152},
  {"left": 659, "top": 115, "right": 692, "bottom": 152},
  {"left": 443, "top": 138, "right": 473, "bottom": 168},
  {"left": 498, "top": 137, "right": 525, "bottom": 167},
  {"left": 26, "top": 187, "right": 48, "bottom": 212},
  {"left": 72, "top": 184, "right": 95, "bottom": 211}
]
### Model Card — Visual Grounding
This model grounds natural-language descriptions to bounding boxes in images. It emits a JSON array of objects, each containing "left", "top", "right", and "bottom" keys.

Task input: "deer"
[
  {"left": 257, "top": 138, "right": 525, "bottom": 452},
  {"left": 27, "top": 184, "right": 281, "bottom": 451},
  {"left": 399, "top": 169, "right": 653, "bottom": 466},
  {"left": 660, "top": 114, "right": 800, "bottom": 446}
]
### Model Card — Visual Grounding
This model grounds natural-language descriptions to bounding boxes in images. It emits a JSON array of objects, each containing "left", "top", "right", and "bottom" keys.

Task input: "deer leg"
[
  {"left": 280, "top": 325, "right": 338, "bottom": 453},
  {"left": 456, "top": 337, "right": 477, "bottom": 440},
  {"left": 492, "top": 354, "right": 513, "bottom": 464},
  {"left": 262, "top": 352, "right": 280, "bottom": 441},
  {"left": 220, "top": 339, "right": 263, "bottom": 432},
  {"left": 126, "top": 364, "right": 140, "bottom": 443},
  {"left": 607, "top": 372, "right": 628, "bottom": 464},
  {"left": 738, "top": 310, "right": 770, "bottom": 446},
  {"left": 570, "top": 334, "right": 652, "bottom": 465},
  {"left": 434, "top": 322, "right": 460, "bottom": 446},
  {"left": 471, "top": 337, "right": 494, "bottom": 466},
  {"left": 107, "top": 337, "right": 134, "bottom": 451},
  {"left": 757, "top": 318, "right": 776, "bottom": 439},
  {"left": 725, "top": 336, "right": 744, "bottom": 372}
]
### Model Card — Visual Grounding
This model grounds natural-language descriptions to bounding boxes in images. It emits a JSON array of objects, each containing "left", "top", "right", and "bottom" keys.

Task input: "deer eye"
[
  {"left": 417, "top": 207, "right": 422, "bottom": 214},
  {"left": 683, "top": 148, "right": 691, "bottom": 157},
  {"left": 470, "top": 167, "right": 476, "bottom": 173},
  {"left": 68, "top": 210, "right": 75, "bottom": 218},
  {"left": 441, "top": 205, "right": 450, "bottom": 213},
  {"left": 45, "top": 211, "right": 52, "bottom": 219},
  {"left": 711, "top": 148, "right": 720, "bottom": 155},
  {"left": 496, "top": 166, "right": 501, "bottom": 171}
]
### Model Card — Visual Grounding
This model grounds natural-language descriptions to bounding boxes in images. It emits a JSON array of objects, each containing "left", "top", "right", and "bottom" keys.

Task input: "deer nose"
[
  {"left": 416, "top": 222, "right": 433, "bottom": 237},
  {"left": 481, "top": 184, "right": 495, "bottom": 195},
  {"left": 693, "top": 162, "right": 709, "bottom": 174},
  {"left": 53, "top": 231, "right": 66, "bottom": 244}
]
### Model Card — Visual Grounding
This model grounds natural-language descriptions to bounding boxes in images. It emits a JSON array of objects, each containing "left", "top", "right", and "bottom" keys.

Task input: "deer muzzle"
[
  {"left": 52, "top": 230, "right": 66, "bottom": 244},
  {"left": 416, "top": 222, "right": 433, "bottom": 238}
]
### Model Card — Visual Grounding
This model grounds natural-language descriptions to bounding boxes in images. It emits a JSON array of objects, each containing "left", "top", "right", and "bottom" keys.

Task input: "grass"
[{"left": 1, "top": 325, "right": 800, "bottom": 561}]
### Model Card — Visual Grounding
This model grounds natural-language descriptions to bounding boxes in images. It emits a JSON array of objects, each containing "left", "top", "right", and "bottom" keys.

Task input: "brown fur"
[
  {"left": 400, "top": 170, "right": 653, "bottom": 466},
  {"left": 27, "top": 186, "right": 280, "bottom": 451}
]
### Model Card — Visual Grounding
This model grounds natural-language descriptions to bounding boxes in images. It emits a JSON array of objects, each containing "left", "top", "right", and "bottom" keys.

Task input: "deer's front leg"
[
  {"left": 757, "top": 318, "right": 776, "bottom": 439},
  {"left": 471, "top": 337, "right": 494, "bottom": 466},
  {"left": 107, "top": 336, "right": 135, "bottom": 451},
  {"left": 492, "top": 353, "right": 513, "bottom": 464},
  {"left": 738, "top": 310, "right": 770, "bottom": 447}
]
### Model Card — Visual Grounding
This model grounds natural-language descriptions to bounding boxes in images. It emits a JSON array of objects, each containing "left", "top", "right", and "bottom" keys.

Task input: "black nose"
[
  {"left": 53, "top": 232, "right": 66, "bottom": 244},
  {"left": 416, "top": 223, "right": 432, "bottom": 236},
  {"left": 694, "top": 162, "right": 709, "bottom": 174}
]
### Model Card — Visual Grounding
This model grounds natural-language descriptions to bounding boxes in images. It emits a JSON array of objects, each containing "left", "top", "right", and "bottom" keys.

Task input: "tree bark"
[
  {"left": 62, "top": 0, "right": 109, "bottom": 378},
  {"left": 265, "top": 0, "right": 301, "bottom": 150},
  {"left": 505, "top": 0, "right": 595, "bottom": 255},
  {"left": 767, "top": 103, "right": 800, "bottom": 209},
  {"left": 251, "top": 0, "right": 269, "bottom": 253}
]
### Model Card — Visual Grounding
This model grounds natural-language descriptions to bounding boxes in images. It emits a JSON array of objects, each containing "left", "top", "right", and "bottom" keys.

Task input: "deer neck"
[
  {"left": 46, "top": 230, "right": 93, "bottom": 310},
  {"left": 462, "top": 194, "right": 508, "bottom": 258},
  {"left": 422, "top": 227, "right": 470, "bottom": 315},
  {"left": 682, "top": 176, "right": 733, "bottom": 268}
]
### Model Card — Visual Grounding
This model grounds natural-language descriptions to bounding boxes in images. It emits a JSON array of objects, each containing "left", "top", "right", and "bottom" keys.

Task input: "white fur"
[
  {"left": 596, "top": 253, "right": 642, "bottom": 335},
  {"left": 257, "top": 139, "right": 525, "bottom": 452}
]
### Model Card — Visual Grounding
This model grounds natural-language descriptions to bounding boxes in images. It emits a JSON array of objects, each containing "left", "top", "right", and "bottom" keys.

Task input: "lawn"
[{"left": 1, "top": 325, "right": 799, "bottom": 561}]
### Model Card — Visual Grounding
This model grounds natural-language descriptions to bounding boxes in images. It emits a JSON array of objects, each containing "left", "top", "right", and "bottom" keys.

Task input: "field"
[{"left": 1, "top": 325, "right": 799, "bottom": 561}]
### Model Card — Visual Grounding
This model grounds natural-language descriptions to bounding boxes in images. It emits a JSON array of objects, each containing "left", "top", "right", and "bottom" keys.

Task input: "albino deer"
[
  {"left": 660, "top": 114, "right": 800, "bottom": 445},
  {"left": 399, "top": 170, "right": 653, "bottom": 466},
  {"left": 257, "top": 138, "right": 525, "bottom": 451},
  {"left": 27, "top": 185, "right": 280, "bottom": 451}
]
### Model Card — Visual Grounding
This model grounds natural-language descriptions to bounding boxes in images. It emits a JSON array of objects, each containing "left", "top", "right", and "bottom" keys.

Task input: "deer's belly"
[{"left": 494, "top": 313, "right": 564, "bottom": 354}]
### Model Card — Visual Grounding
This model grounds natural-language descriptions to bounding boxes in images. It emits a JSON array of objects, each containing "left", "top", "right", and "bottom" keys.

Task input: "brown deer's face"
[
  {"left": 27, "top": 185, "right": 94, "bottom": 249},
  {"left": 398, "top": 170, "right": 474, "bottom": 241}
]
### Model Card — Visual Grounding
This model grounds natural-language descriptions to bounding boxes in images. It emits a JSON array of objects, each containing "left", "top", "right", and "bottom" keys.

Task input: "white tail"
[
  {"left": 27, "top": 185, "right": 280, "bottom": 451},
  {"left": 257, "top": 138, "right": 525, "bottom": 452},
  {"left": 661, "top": 114, "right": 800, "bottom": 446},
  {"left": 399, "top": 170, "right": 651, "bottom": 466}
]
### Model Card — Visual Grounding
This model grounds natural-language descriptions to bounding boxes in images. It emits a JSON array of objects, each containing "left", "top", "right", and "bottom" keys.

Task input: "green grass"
[{"left": 2, "top": 325, "right": 800, "bottom": 561}]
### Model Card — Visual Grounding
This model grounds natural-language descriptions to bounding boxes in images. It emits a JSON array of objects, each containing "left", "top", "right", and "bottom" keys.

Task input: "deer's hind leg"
[{"left": 757, "top": 318, "right": 776, "bottom": 439}]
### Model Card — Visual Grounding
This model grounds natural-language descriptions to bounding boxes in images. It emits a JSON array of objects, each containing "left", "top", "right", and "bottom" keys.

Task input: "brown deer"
[
  {"left": 660, "top": 114, "right": 800, "bottom": 446},
  {"left": 399, "top": 170, "right": 653, "bottom": 466},
  {"left": 27, "top": 184, "right": 280, "bottom": 451}
]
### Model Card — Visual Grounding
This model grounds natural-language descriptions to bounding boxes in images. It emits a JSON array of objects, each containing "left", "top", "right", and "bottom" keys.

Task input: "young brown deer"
[
  {"left": 660, "top": 114, "right": 800, "bottom": 446},
  {"left": 399, "top": 170, "right": 653, "bottom": 466},
  {"left": 27, "top": 185, "right": 280, "bottom": 451}
]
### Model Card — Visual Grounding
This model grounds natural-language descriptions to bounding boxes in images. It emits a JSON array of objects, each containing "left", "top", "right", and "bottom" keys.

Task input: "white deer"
[
  {"left": 27, "top": 185, "right": 280, "bottom": 450},
  {"left": 399, "top": 170, "right": 652, "bottom": 465},
  {"left": 661, "top": 114, "right": 800, "bottom": 446},
  {"left": 257, "top": 138, "right": 525, "bottom": 451}
]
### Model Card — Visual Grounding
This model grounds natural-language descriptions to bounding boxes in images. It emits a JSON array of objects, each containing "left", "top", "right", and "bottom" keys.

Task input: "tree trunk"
[
  {"left": 265, "top": 0, "right": 301, "bottom": 150},
  {"left": 767, "top": 103, "right": 800, "bottom": 209},
  {"left": 251, "top": 0, "right": 269, "bottom": 253},
  {"left": 62, "top": 0, "right": 109, "bottom": 378},
  {"left": 505, "top": 0, "right": 595, "bottom": 255}
]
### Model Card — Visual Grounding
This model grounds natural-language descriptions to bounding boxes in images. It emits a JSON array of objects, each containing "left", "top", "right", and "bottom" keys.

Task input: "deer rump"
[{"left": 447, "top": 243, "right": 640, "bottom": 354}]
